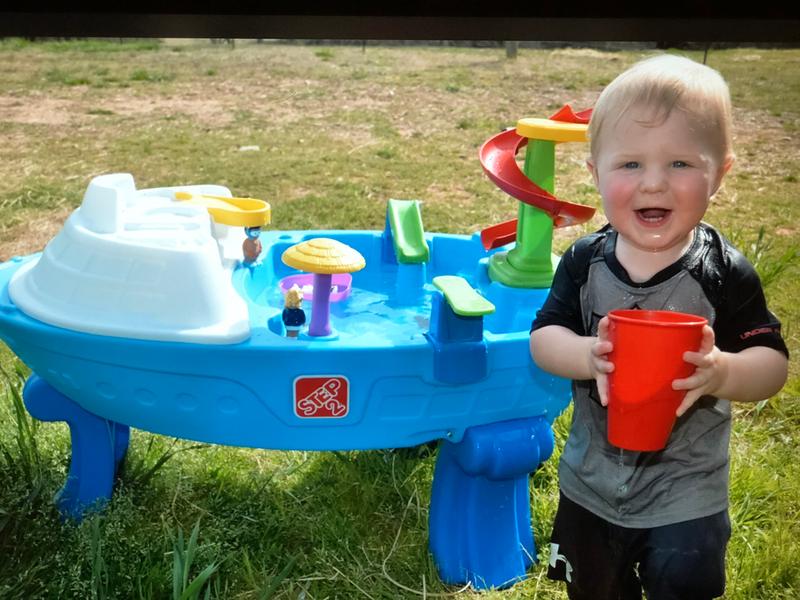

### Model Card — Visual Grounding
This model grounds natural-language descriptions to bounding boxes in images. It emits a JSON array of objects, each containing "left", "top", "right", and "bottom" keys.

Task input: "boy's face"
[{"left": 587, "top": 105, "right": 731, "bottom": 257}]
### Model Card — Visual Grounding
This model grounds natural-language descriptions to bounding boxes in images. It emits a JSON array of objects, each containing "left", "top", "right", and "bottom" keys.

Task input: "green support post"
[{"left": 488, "top": 139, "right": 558, "bottom": 288}]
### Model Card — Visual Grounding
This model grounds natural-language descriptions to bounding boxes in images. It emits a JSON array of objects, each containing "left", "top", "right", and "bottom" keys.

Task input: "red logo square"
[{"left": 294, "top": 376, "right": 349, "bottom": 418}]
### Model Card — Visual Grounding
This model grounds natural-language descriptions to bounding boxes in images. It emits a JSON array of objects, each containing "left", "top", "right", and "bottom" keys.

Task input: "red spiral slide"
[{"left": 478, "top": 106, "right": 596, "bottom": 250}]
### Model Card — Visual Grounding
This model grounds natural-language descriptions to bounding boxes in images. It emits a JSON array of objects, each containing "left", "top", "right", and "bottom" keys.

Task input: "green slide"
[{"left": 387, "top": 199, "right": 430, "bottom": 264}]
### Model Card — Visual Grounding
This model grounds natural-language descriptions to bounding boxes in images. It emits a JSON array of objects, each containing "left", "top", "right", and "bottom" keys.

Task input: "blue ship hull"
[{"left": 0, "top": 230, "right": 570, "bottom": 451}]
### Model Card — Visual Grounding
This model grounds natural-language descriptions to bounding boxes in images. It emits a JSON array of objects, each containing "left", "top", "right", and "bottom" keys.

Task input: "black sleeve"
[
  {"left": 713, "top": 246, "right": 789, "bottom": 357},
  {"left": 530, "top": 235, "right": 598, "bottom": 336}
]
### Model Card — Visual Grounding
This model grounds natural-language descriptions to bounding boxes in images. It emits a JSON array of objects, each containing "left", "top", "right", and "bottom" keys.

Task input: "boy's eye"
[
  {"left": 672, "top": 160, "right": 689, "bottom": 168},
  {"left": 622, "top": 161, "right": 639, "bottom": 169}
]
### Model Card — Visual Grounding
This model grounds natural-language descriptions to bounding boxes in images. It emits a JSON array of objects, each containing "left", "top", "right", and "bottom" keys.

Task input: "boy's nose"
[{"left": 639, "top": 168, "right": 667, "bottom": 193}]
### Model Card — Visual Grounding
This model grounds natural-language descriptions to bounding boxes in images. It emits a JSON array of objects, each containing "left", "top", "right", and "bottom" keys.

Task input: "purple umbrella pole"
[{"left": 308, "top": 273, "right": 332, "bottom": 336}]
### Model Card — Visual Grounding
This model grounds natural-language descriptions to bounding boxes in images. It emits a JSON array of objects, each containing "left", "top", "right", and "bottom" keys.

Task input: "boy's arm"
[
  {"left": 674, "top": 326, "right": 789, "bottom": 416},
  {"left": 530, "top": 320, "right": 615, "bottom": 404},
  {"left": 712, "top": 346, "right": 788, "bottom": 402}
]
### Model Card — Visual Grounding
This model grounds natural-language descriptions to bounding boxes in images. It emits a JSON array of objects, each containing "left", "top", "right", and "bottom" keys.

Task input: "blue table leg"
[
  {"left": 22, "top": 374, "right": 130, "bottom": 521},
  {"left": 429, "top": 416, "right": 555, "bottom": 590}
]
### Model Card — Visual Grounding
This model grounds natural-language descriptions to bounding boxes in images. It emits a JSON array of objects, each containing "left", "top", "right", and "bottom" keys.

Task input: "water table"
[{"left": 0, "top": 108, "right": 595, "bottom": 590}]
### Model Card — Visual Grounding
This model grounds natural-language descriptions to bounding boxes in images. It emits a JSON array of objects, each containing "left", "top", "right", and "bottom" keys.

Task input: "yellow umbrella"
[{"left": 281, "top": 238, "right": 365, "bottom": 336}]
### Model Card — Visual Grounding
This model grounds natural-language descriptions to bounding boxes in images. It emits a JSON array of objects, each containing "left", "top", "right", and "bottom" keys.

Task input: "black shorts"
[{"left": 547, "top": 492, "right": 731, "bottom": 600}]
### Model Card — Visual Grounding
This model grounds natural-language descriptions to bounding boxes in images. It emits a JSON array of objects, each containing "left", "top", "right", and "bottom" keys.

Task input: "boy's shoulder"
[
  {"left": 696, "top": 223, "right": 788, "bottom": 357},
  {"left": 694, "top": 222, "right": 761, "bottom": 285},
  {"left": 563, "top": 224, "right": 612, "bottom": 264}
]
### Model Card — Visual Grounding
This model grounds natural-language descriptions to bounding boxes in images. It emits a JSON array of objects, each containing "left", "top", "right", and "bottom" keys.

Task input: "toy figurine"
[
  {"left": 282, "top": 284, "right": 306, "bottom": 338},
  {"left": 242, "top": 226, "right": 262, "bottom": 264}
]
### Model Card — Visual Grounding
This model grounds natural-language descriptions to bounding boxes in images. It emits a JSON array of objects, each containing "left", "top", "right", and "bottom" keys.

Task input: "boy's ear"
[
  {"left": 722, "top": 155, "right": 735, "bottom": 175},
  {"left": 586, "top": 158, "right": 599, "bottom": 186},
  {"left": 711, "top": 154, "right": 735, "bottom": 196}
]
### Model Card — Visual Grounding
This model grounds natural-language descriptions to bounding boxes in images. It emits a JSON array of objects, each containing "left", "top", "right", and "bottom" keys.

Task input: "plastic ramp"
[
  {"left": 433, "top": 275, "right": 495, "bottom": 317},
  {"left": 174, "top": 191, "right": 271, "bottom": 228},
  {"left": 386, "top": 199, "right": 430, "bottom": 264}
]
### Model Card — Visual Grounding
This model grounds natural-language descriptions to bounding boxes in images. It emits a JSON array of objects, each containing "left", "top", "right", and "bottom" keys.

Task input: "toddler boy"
[{"left": 530, "top": 54, "right": 789, "bottom": 600}]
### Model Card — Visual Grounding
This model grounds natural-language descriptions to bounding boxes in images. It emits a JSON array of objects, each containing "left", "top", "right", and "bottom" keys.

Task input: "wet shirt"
[{"left": 531, "top": 222, "right": 788, "bottom": 528}]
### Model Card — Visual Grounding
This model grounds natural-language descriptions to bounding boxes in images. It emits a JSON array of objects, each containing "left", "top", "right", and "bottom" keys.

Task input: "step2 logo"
[{"left": 294, "top": 376, "right": 349, "bottom": 418}]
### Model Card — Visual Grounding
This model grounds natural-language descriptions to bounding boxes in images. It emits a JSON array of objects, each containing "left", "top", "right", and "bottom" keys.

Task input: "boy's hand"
[
  {"left": 589, "top": 316, "right": 614, "bottom": 406},
  {"left": 672, "top": 325, "right": 728, "bottom": 416}
]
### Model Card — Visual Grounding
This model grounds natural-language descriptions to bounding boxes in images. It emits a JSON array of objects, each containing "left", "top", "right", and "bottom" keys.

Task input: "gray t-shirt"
[{"left": 532, "top": 223, "right": 788, "bottom": 528}]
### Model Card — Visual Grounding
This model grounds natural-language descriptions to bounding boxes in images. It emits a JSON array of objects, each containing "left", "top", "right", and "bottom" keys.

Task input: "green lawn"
[{"left": 0, "top": 39, "right": 798, "bottom": 599}]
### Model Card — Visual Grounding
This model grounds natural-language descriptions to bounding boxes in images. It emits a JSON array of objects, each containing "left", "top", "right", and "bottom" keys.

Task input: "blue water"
[
  {"left": 256, "top": 266, "right": 436, "bottom": 343},
  {"left": 234, "top": 229, "right": 542, "bottom": 343}
]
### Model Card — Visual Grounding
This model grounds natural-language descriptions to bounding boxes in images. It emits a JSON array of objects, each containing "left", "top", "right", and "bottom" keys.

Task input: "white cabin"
[{"left": 9, "top": 173, "right": 251, "bottom": 344}]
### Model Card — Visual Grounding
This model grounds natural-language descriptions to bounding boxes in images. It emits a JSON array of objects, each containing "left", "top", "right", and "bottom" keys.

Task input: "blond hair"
[
  {"left": 285, "top": 284, "right": 303, "bottom": 309},
  {"left": 588, "top": 54, "right": 734, "bottom": 165}
]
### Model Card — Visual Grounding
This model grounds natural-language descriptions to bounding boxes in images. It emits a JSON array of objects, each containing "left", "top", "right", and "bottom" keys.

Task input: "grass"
[{"left": 0, "top": 39, "right": 798, "bottom": 599}]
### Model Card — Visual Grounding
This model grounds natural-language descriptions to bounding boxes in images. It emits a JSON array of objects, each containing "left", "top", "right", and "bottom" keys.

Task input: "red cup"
[{"left": 606, "top": 309, "right": 707, "bottom": 451}]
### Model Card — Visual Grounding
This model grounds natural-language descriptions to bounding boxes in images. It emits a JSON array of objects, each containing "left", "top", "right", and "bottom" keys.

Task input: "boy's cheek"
[{"left": 599, "top": 178, "right": 635, "bottom": 208}]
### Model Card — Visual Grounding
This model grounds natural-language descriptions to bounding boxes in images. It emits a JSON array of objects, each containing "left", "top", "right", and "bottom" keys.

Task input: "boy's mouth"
[{"left": 636, "top": 208, "right": 671, "bottom": 224}]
